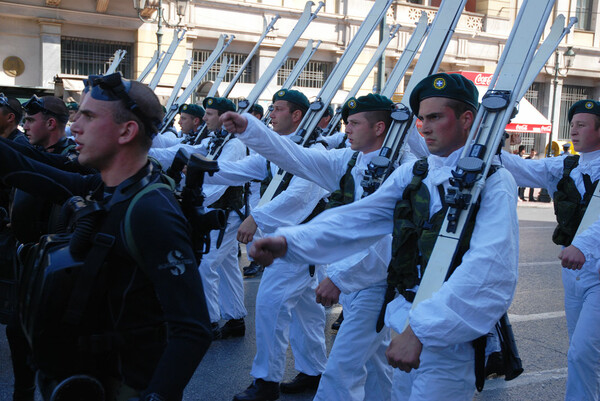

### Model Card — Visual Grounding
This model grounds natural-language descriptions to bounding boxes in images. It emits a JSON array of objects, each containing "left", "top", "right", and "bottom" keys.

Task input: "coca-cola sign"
[{"left": 473, "top": 73, "right": 493, "bottom": 87}]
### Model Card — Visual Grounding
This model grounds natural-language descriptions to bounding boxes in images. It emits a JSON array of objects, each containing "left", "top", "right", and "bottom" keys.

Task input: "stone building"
[{"left": 0, "top": 0, "right": 598, "bottom": 152}]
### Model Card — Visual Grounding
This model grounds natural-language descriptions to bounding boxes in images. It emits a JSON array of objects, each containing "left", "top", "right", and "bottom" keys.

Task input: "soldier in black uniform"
[{"left": 2, "top": 74, "right": 212, "bottom": 401}]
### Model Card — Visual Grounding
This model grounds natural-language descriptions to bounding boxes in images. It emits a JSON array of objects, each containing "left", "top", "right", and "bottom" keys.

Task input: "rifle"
[
  {"left": 222, "top": 15, "right": 280, "bottom": 99},
  {"left": 361, "top": 0, "right": 468, "bottom": 197},
  {"left": 204, "top": 1, "right": 324, "bottom": 157},
  {"left": 262, "top": 39, "right": 322, "bottom": 126},
  {"left": 166, "top": 58, "right": 192, "bottom": 113},
  {"left": 148, "top": 28, "right": 187, "bottom": 90},
  {"left": 257, "top": 0, "right": 395, "bottom": 207},
  {"left": 321, "top": 23, "right": 403, "bottom": 137},
  {"left": 105, "top": 49, "right": 127, "bottom": 75},
  {"left": 159, "top": 34, "right": 233, "bottom": 135}
]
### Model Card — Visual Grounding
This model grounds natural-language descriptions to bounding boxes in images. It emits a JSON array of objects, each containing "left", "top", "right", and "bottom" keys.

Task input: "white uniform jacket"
[
  {"left": 501, "top": 150, "right": 600, "bottom": 264},
  {"left": 275, "top": 148, "right": 519, "bottom": 348}
]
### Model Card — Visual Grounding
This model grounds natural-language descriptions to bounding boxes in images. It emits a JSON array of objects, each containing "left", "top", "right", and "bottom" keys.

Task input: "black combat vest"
[{"left": 552, "top": 155, "right": 599, "bottom": 246}]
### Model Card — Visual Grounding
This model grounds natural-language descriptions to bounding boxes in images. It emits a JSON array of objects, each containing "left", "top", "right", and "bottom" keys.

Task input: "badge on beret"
[
  {"left": 585, "top": 101, "right": 594, "bottom": 110},
  {"left": 347, "top": 99, "right": 357, "bottom": 109},
  {"left": 182, "top": 105, "right": 188, "bottom": 110},
  {"left": 434, "top": 78, "right": 446, "bottom": 90},
  {"left": 277, "top": 90, "right": 286, "bottom": 98},
  {"left": 207, "top": 99, "right": 214, "bottom": 105}
]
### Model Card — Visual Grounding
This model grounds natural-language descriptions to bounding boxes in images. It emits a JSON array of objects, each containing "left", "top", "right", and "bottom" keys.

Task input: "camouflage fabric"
[
  {"left": 325, "top": 151, "right": 359, "bottom": 210},
  {"left": 552, "top": 155, "right": 598, "bottom": 246},
  {"left": 388, "top": 158, "right": 481, "bottom": 301}
]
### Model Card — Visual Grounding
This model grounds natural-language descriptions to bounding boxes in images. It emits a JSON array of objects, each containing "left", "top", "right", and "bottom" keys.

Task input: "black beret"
[
  {"left": 202, "top": 97, "right": 236, "bottom": 113},
  {"left": 568, "top": 99, "right": 600, "bottom": 122},
  {"left": 180, "top": 103, "right": 205, "bottom": 119},
  {"left": 272, "top": 89, "right": 309, "bottom": 111},
  {"left": 341, "top": 93, "right": 394, "bottom": 124},
  {"left": 409, "top": 73, "right": 479, "bottom": 116}
]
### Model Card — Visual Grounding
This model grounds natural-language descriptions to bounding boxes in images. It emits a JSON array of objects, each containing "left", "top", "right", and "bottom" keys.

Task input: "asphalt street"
[{"left": 0, "top": 201, "right": 573, "bottom": 401}]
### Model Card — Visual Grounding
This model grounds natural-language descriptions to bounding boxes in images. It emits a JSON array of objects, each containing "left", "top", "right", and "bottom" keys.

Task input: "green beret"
[
  {"left": 568, "top": 99, "right": 600, "bottom": 122},
  {"left": 203, "top": 97, "right": 236, "bottom": 113},
  {"left": 272, "top": 89, "right": 309, "bottom": 111},
  {"left": 341, "top": 93, "right": 394, "bottom": 124},
  {"left": 251, "top": 104, "right": 264, "bottom": 116},
  {"left": 409, "top": 73, "right": 479, "bottom": 116},
  {"left": 325, "top": 105, "right": 334, "bottom": 117},
  {"left": 66, "top": 102, "right": 79, "bottom": 111},
  {"left": 180, "top": 103, "right": 205, "bottom": 119}
]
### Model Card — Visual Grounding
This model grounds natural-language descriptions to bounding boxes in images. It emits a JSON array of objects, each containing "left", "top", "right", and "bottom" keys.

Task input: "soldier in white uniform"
[
  {"left": 221, "top": 93, "right": 418, "bottom": 400},
  {"left": 203, "top": 89, "right": 329, "bottom": 401},
  {"left": 196, "top": 97, "right": 248, "bottom": 339},
  {"left": 249, "top": 73, "right": 519, "bottom": 401},
  {"left": 501, "top": 99, "right": 600, "bottom": 401}
]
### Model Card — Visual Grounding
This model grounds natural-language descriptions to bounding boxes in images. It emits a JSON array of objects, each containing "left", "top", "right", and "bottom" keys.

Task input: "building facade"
[{"left": 0, "top": 0, "right": 598, "bottom": 152}]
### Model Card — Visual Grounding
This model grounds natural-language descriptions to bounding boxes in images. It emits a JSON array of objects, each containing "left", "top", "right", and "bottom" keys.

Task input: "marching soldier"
[
  {"left": 501, "top": 99, "right": 600, "bottom": 401},
  {"left": 204, "top": 89, "right": 329, "bottom": 401},
  {"left": 249, "top": 73, "right": 519, "bottom": 400},
  {"left": 197, "top": 96, "right": 248, "bottom": 339},
  {"left": 221, "top": 93, "right": 418, "bottom": 400}
]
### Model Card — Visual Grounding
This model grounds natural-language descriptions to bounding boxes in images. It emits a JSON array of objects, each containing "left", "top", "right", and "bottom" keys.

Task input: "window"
[
  {"left": 61, "top": 37, "right": 133, "bottom": 78},
  {"left": 276, "top": 59, "right": 332, "bottom": 88},
  {"left": 575, "top": 0, "right": 593, "bottom": 30},
  {"left": 559, "top": 85, "right": 594, "bottom": 140},
  {"left": 191, "top": 51, "right": 255, "bottom": 84}
]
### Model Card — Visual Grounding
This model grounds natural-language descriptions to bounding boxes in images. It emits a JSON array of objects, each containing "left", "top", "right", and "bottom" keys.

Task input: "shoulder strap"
[
  {"left": 124, "top": 182, "right": 173, "bottom": 267},
  {"left": 562, "top": 155, "right": 580, "bottom": 178}
]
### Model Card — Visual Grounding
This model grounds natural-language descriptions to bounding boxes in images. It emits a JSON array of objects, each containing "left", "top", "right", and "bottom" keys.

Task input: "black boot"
[
  {"left": 232, "top": 379, "right": 279, "bottom": 401},
  {"left": 280, "top": 372, "right": 321, "bottom": 394},
  {"left": 219, "top": 318, "right": 245, "bottom": 339},
  {"left": 243, "top": 262, "right": 263, "bottom": 278}
]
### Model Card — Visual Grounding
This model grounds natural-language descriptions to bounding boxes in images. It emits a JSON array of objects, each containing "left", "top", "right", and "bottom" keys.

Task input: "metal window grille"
[
  {"left": 575, "top": 0, "right": 593, "bottom": 30},
  {"left": 61, "top": 37, "right": 133, "bottom": 78},
  {"left": 559, "top": 85, "right": 594, "bottom": 140},
  {"left": 277, "top": 59, "right": 332, "bottom": 88},
  {"left": 191, "top": 51, "right": 255, "bottom": 84},
  {"left": 524, "top": 82, "right": 542, "bottom": 110}
]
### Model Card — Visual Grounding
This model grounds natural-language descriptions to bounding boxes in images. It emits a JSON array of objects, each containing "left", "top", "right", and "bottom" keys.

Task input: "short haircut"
[
  {"left": 38, "top": 96, "right": 69, "bottom": 128},
  {"left": 286, "top": 100, "right": 307, "bottom": 119},
  {"left": 363, "top": 110, "right": 392, "bottom": 135},
  {"left": 1, "top": 97, "right": 23, "bottom": 123},
  {"left": 444, "top": 98, "right": 477, "bottom": 120},
  {"left": 111, "top": 81, "right": 164, "bottom": 151}
]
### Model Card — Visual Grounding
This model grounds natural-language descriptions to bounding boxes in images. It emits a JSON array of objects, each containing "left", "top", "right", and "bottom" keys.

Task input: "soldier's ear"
[{"left": 118, "top": 120, "right": 140, "bottom": 145}]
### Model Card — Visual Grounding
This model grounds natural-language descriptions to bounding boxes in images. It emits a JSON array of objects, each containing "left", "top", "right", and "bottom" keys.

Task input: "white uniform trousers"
[
  {"left": 392, "top": 341, "right": 475, "bottom": 401},
  {"left": 314, "top": 284, "right": 392, "bottom": 401},
  {"left": 250, "top": 261, "right": 327, "bottom": 382},
  {"left": 199, "top": 212, "right": 247, "bottom": 323},
  {"left": 563, "top": 267, "right": 600, "bottom": 401}
]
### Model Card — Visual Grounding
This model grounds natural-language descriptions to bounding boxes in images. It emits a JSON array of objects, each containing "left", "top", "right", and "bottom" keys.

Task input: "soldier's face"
[
  {"left": 418, "top": 97, "right": 471, "bottom": 157},
  {"left": 270, "top": 100, "right": 298, "bottom": 135},
  {"left": 345, "top": 112, "right": 380, "bottom": 154},
  {"left": 23, "top": 112, "right": 51, "bottom": 147},
  {"left": 570, "top": 113, "right": 600, "bottom": 153},
  {"left": 179, "top": 112, "right": 195, "bottom": 133},
  {"left": 71, "top": 96, "right": 122, "bottom": 170},
  {"left": 203, "top": 108, "right": 221, "bottom": 131}
]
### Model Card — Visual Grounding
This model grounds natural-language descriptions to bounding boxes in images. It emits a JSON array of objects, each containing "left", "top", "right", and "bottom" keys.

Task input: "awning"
[{"left": 451, "top": 71, "right": 552, "bottom": 134}]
